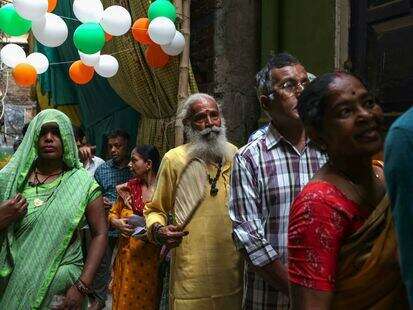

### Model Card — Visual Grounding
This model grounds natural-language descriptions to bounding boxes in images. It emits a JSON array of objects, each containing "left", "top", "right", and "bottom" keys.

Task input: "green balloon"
[
  {"left": 73, "top": 23, "right": 105, "bottom": 55},
  {"left": 0, "top": 4, "right": 31, "bottom": 36},
  {"left": 148, "top": 0, "right": 177, "bottom": 22}
]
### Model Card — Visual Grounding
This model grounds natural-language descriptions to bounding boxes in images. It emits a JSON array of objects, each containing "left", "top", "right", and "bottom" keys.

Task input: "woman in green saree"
[{"left": 0, "top": 109, "right": 108, "bottom": 309}]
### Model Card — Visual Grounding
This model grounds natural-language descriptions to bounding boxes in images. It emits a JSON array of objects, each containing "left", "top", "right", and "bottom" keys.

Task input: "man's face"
[
  {"left": 107, "top": 136, "right": 128, "bottom": 163},
  {"left": 188, "top": 99, "right": 222, "bottom": 132},
  {"left": 262, "top": 64, "right": 309, "bottom": 124}
]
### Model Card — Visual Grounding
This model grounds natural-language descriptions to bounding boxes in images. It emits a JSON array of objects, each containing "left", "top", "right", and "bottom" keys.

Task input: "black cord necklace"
[
  {"left": 208, "top": 161, "right": 222, "bottom": 197},
  {"left": 34, "top": 170, "right": 63, "bottom": 194},
  {"left": 32, "top": 170, "right": 64, "bottom": 207}
]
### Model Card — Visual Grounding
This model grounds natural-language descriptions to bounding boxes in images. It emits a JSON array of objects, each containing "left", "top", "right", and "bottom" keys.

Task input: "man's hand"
[
  {"left": 154, "top": 224, "right": 189, "bottom": 249},
  {"left": 112, "top": 218, "right": 135, "bottom": 236},
  {"left": 0, "top": 194, "right": 28, "bottom": 230},
  {"left": 78, "top": 145, "right": 95, "bottom": 165}
]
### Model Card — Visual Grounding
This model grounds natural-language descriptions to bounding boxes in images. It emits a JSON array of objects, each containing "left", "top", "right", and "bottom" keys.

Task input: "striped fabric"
[{"left": 229, "top": 123, "right": 327, "bottom": 309}]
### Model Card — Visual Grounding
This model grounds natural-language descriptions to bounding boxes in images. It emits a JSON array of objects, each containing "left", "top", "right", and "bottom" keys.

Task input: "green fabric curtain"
[
  {"left": 36, "top": 0, "right": 139, "bottom": 157},
  {"left": 101, "top": 0, "right": 198, "bottom": 155}
]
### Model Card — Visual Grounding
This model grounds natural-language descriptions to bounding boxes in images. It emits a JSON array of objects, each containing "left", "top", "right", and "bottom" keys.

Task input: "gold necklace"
[{"left": 328, "top": 162, "right": 380, "bottom": 207}]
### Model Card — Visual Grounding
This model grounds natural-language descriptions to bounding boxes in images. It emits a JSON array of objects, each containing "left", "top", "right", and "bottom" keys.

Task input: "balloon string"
[
  {"left": 49, "top": 61, "right": 76, "bottom": 66},
  {"left": 48, "top": 48, "right": 135, "bottom": 66},
  {"left": 58, "top": 15, "right": 81, "bottom": 23}
]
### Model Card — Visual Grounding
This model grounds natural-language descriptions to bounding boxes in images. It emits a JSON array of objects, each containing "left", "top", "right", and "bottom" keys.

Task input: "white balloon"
[
  {"left": 79, "top": 51, "right": 100, "bottom": 67},
  {"left": 148, "top": 17, "right": 176, "bottom": 45},
  {"left": 26, "top": 52, "right": 49, "bottom": 74},
  {"left": 32, "top": 13, "right": 68, "bottom": 48},
  {"left": 161, "top": 31, "right": 185, "bottom": 56},
  {"left": 73, "top": 0, "right": 104, "bottom": 23},
  {"left": 14, "top": 0, "right": 48, "bottom": 21},
  {"left": 0, "top": 44, "right": 26, "bottom": 68},
  {"left": 100, "top": 6, "right": 132, "bottom": 36},
  {"left": 94, "top": 55, "right": 118, "bottom": 78}
]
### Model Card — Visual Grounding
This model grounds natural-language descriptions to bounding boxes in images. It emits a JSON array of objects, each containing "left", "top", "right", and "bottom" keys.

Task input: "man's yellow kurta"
[{"left": 145, "top": 143, "right": 243, "bottom": 310}]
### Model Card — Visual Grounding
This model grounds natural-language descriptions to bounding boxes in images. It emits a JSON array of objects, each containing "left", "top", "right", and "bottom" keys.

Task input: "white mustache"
[{"left": 199, "top": 126, "right": 221, "bottom": 136}]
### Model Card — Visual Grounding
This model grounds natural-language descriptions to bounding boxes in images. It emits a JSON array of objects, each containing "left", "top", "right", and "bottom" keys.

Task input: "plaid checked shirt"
[
  {"left": 94, "top": 159, "right": 133, "bottom": 204},
  {"left": 229, "top": 124, "right": 327, "bottom": 309}
]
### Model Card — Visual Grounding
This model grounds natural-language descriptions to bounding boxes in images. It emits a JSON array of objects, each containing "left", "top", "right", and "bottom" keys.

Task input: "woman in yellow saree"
[
  {"left": 0, "top": 109, "right": 107, "bottom": 309},
  {"left": 288, "top": 72, "right": 408, "bottom": 309},
  {"left": 109, "top": 145, "right": 161, "bottom": 309}
]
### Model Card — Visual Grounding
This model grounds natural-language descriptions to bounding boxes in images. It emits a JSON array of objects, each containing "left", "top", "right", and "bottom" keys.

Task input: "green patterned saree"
[{"left": 0, "top": 109, "right": 101, "bottom": 309}]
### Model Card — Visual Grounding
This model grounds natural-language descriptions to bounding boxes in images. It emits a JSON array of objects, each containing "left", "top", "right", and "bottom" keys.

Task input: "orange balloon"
[
  {"left": 105, "top": 32, "right": 113, "bottom": 42},
  {"left": 48, "top": 0, "right": 57, "bottom": 12},
  {"left": 69, "top": 60, "right": 94, "bottom": 85},
  {"left": 12, "top": 63, "right": 37, "bottom": 87},
  {"left": 145, "top": 45, "right": 170, "bottom": 68},
  {"left": 132, "top": 18, "right": 154, "bottom": 45}
]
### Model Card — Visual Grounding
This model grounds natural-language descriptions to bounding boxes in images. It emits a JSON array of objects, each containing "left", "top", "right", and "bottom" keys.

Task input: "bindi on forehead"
[{"left": 190, "top": 99, "right": 218, "bottom": 115}]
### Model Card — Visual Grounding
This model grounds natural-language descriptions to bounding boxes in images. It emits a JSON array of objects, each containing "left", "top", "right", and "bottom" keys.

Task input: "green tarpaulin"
[{"left": 36, "top": 0, "right": 139, "bottom": 156}]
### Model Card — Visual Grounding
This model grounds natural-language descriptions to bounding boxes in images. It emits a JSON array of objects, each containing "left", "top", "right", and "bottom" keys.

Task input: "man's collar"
[
  {"left": 264, "top": 123, "right": 283, "bottom": 150},
  {"left": 265, "top": 122, "right": 313, "bottom": 151},
  {"left": 109, "top": 159, "right": 129, "bottom": 169}
]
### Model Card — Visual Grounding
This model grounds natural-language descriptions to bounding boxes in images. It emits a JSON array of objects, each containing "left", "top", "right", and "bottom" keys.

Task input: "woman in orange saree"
[
  {"left": 288, "top": 72, "right": 408, "bottom": 309},
  {"left": 109, "top": 145, "right": 161, "bottom": 310}
]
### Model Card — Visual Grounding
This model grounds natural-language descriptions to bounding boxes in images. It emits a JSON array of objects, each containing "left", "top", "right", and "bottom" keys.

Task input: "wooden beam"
[{"left": 175, "top": 0, "right": 190, "bottom": 146}]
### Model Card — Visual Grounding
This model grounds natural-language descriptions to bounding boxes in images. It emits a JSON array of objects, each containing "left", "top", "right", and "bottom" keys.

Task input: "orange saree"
[
  {"left": 332, "top": 195, "right": 408, "bottom": 309},
  {"left": 109, "top": 181, "right": 160, "bottom": 310}
]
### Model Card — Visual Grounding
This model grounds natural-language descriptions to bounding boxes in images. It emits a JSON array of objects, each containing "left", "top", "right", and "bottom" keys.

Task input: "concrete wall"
[
  {"left": 191, "top": 0, "right": 261, "bottom": 147},
  {"left": 190, "top": 1, "right": 337, "bottom": 145}
]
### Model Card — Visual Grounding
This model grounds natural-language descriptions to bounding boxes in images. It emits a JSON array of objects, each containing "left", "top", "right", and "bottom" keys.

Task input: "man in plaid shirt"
[{"left": 228, "top": 53, "right": 327, "bottom": 309}]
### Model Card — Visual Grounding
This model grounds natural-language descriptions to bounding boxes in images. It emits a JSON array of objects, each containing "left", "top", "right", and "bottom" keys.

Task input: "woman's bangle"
[
  {"left": 153, "top": 223, "right": 164, "bottom": 246},
  {"left": 73, "top": 279, "right": 93, "bottom": 296}
]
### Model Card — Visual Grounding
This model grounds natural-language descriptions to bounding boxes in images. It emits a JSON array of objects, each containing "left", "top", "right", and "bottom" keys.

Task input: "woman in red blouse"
[{"left": 288, "top": 72, "right": 408, "bottom": 309}]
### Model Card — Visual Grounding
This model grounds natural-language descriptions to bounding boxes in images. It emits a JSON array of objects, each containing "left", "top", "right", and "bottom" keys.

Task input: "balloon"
[
  {"left": 73, "top": 0, "right": 103, "bottom": 23},
  {"left": 148, "top": 17, "right": 176, "bottom": 45},
  {"left": 100, "top": 6, "right": 131, "bottom": 36},
  {"left": 161, "top": 31, "right": 185, "bottom": 56},
  {"left": 0, "top": 4, "right": 32, "bottom": 36},
  {"left": 94, "top": 55, "right": 119, "bottom": 78},
  {"left": 132, "top": 18, "right": 153, "bottom": 45},
  {"left": 14, "top": 0, "right": 48, "bottom": 21},
  {"left": 0, "top": 44, "right": 26, "bottom": 68},
  {"left": 26, "top": 52, "right": 49, "bottom": 74},
  {"left": 48, "top": 0, "right": 58, "bottom": 12},
  {"left": 79, "top": 51, "right": 100, "bottom": 67},
  {"left": 145, "top": 45, "right": 169, "bottom": 68},
  {"left": 73, "top": 23, "right": 105, "bottom": 54},
  {"left": 12, "top": 63, "right": 37, "bottom": 87},
  {"left": 104, "top": 32, "right": 113, "bottom": 42},
  {"left": 69, "top": 60, "right": 94, "bottom": 85},
  {"left": 32, "top": 13, "right": 68, "bottom": 47},
  {"left": 148, "top": 0, "right": 176, "bottom": 22}
]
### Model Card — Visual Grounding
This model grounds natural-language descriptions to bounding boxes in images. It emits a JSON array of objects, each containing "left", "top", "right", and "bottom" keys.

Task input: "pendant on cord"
[
  {"left": 33, "top": 198, "right": 44, "bottom": 207},
  {"left": 208, "top": 162, "right": 222, "bottom": 197}
]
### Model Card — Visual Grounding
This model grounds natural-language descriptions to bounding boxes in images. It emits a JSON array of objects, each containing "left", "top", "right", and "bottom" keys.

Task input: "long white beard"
[{"left": 185, "top": 123, "right": 230, "bottom": 163}]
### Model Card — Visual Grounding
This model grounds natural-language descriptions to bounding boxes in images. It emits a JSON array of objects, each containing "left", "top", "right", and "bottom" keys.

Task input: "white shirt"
[{"left": 84, "top": 156, "right": 105, "bottom": 176}]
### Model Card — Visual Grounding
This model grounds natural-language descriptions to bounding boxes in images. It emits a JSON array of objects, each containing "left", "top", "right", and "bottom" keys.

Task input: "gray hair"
[
  {"left": 178, "top": 93, "right": 221, "bottom": 123},
  {"left": 256, "top": 53, "right": 301, "bottom": 99}
]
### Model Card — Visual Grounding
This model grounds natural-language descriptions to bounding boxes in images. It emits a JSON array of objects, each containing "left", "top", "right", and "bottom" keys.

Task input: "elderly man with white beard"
[{"left": 144, "top": 93, "right": 243, "bottom": 310}]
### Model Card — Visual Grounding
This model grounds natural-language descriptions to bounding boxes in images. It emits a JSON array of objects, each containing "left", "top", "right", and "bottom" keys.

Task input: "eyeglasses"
[{"left": 269, "top": 79, "right": 310, "bottom": 99}]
